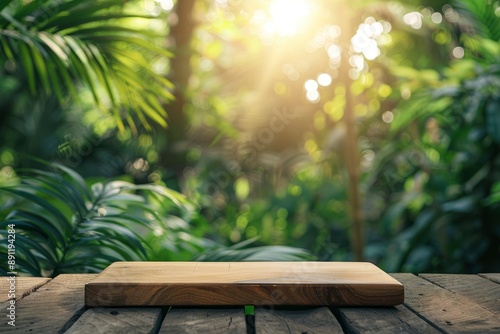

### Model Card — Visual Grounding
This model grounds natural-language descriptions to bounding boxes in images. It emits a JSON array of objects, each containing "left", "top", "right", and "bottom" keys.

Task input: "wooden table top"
[
  {"left": 85, "top": 262, "right": 404, "bottom": 307},
  {"left": 1, "top": 272, "right": 500, "bottom": 333}
]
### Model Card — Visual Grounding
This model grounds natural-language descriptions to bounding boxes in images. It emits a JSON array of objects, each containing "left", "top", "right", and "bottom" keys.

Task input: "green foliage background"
[{"left": 1, "top": 0, "right": 499, "bottom": 275}]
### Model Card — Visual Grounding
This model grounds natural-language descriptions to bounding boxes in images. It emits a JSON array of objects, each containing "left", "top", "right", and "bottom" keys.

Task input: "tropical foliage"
[
  {"left": 370, "top": 1, "right": 500, "bottom": 273},
  {"left": 1, "top": 0, "right": 499, "bottom": 276},
  {"left": 1, "top": 163, "right": 155, "bottom": 276},
  {"left": 0, "top": 0, "right": 172, "bottom": 130},
  {"left": 0, "top": 162, "right": 312, "bottom": 276}
]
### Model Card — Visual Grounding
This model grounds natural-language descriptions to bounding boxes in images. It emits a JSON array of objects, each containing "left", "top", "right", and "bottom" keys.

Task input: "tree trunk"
[
  {"left": 166, "top": 0, "right": 196, "bottom": 144},
  {"left": 157, "top": 0, "right": 197, "bottom": 183},
  {"left": 339, "top": 5, "right": 364, "bottom": 261}
]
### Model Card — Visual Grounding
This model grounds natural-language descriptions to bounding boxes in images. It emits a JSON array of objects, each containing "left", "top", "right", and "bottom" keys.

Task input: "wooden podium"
[{"left": 85, "top": 261, "right": 404, "bottom": 307}]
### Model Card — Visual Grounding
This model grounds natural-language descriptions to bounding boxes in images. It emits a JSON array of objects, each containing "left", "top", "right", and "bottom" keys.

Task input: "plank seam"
[
  {"left": 329, "top": 307, "right": 351, "bottom": 333},
  {"left": 400, "top": 303, "right": 447, "bottom": 334},
  {"left": 18, "top": 279, "right": 52, "bottom": 301},
  {"left": 245, "top": 314, "right": 255, "bottom": 334},
  {"left": 417, "top": 274, "right": 449, "bottom": 290},
  {"left": 394, "top": 274, "right": 447, "bottom": 334},
  {"left": 479, "top": 274, "right": 500, "bottom": 285},
  {"left": 151, "top": 306, "right": 170, "bottom": 334},
  {"left": 419, "top": 274, "right": 497, "bottom": 314},
  {"left": 58, "top": 306, "right": 87, "bottom": 334}
]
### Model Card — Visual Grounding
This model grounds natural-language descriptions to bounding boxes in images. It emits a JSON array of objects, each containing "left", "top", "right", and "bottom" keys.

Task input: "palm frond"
[
  {"left": 454, "top": 0, "right": 500, "bottom": 41},
  {"left": 0, "top": 0, "right": 172, "bottom": 130},
  {"left": 0, "top": 162, "right": 190, "bottom": 276},
  {"left": 0, "top": 161, "right": 316, "bottom": 275},
  {"left": 194, "top": 238, "right": 315, "bottom": 262}
]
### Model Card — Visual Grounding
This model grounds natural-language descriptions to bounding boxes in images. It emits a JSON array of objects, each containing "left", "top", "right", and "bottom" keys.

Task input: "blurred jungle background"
[{"left": 1, "top": 0, "right": 499, "bottom": 277}]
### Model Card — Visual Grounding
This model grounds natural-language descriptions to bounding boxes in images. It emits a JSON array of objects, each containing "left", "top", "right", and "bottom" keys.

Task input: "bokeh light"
[
  {"left": 304, "top": 79, "right": 318, "bottom": 92},
  {"left": 306, "top": 90, "right": 320, "bottom": 103},
  {"left": 157, "top": 0, "right": 174, "bottom": 11},
  {"left": 327, "top": 44, "right": 341, "bottom": 59},
  {"left": 452, "top": 46, "right": 465, "bottom": 59},
  {"left": 431, "top": 12, "right": 443, "bottom": 24},
  {"left": 382, "top": 111, "right": 394, "bottom": 123},
  {"left": 351, "top": 18, "right": 388, "bottom": 62},
  {"left": 269, "top": 0, "right": 311, "bottom": 36},
  {"left": 403, "top": 12, "right": 423, "bottom": 29},
  {"left": 443, "top": 5, "right": 460, "bottom": 23},
  {"left": 317, "top": 73, "right": 332, "bottom": 86}
]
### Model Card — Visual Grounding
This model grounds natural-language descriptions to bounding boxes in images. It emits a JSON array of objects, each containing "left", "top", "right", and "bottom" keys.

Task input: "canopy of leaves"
[{"left": 0, "top": 0, "right": 173, "bottom": 130}]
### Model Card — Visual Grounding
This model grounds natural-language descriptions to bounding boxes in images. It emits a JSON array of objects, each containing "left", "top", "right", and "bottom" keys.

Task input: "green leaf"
[
  {"left": 36, "top": 0, "right": 128, "bottom": 30},
  {"left": 441, "top": 196, "right": 477, "bottom": 213},
  {"left": 63, "top": 36, "right": 100, "bottom": 104},
  {"left": 6, "top": 211, "right": 66, "bottom": 246},
  {"left": 68, "top": 25, "right": 162, "bottom": 39},
  {"left": 50, "top": 15, "right": 156, "bottom": 33},
  {"left": 29, "top": 43, "right": 52, "bottom": 94},
  {"left": 48, "top": 49, "right": 78, "bottom": 99},
  {"left": 22, "top": 175, "right": 85, "bottom": 217},
  {"left": 388, "top": 210, "right": 436, "bottom": 272},
  {"left": 82, "top": 220, "right": 148, "bottom": 257},
  {"left": 46, "top": 61, "right": 64, "bottom": 100},
  {"left": 0, "top": 0, "right": 16, "bottom": 13},
  {"left": 18, "top": 43, "right": 36, "bottom": 94},
  {"left": 195, "top": 239, "right": 314, "bottom": 262},
  {"left": 0, "top": 38, "right": 14, "bottom": 59},
  {"left": 0, "top": 232, "right": 43, "bottom": 275},
  {"left": 0, "top": 188, "right": 70, "bottom": 229},
  {"left": 86, "top": 44, "right": 116, "bottom": 105},
  {"left": 85, "top": 34, "right": 172, "bottom": 57},
  {"left": 391, "top": 94, "right": 452, "bottom": 132},
  {"left": 12, "top": 0, "right": 52, "bottom": 23},
  {"left": 12, "top": 232, "right": 58, "bottom": 268},
  {"left": 52, "top": 162, "right": 92, "bottom": 199}
]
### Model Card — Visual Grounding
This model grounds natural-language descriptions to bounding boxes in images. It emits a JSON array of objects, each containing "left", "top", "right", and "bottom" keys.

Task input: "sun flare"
[{"left": 268, "top": 0, "right": 311, "bottom": 36}]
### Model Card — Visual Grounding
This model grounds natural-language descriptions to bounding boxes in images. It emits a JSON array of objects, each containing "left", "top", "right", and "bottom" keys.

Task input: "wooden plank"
[
  {"left": 86, "top": 262, "right": 403, "bottom": 307},
  {"left": 335, "top": 306, "right": 441, "bottom": 333},
  {"left": 159, "top": 308, "right": 247, "bottom": 333},
  {"left": 1, "top": 274, "right": 95, "bottom": 332},
  {"left": 479, "top": 273, "right": 500, "bottom": 284},
  {"left": 421, "top": 274, "right": 500, "bottom": 314},
  {"left": 65, "top": 308, "right": 164, "bottom": 334},
  {"left": 392, "top": 273, "right": 500, "bottom": 333},
  {"left": 255, "top": 307, "right": 343, "bottom": 334},
  {"left": 0, "top": 277, "right": 50, "bottom": 302}
]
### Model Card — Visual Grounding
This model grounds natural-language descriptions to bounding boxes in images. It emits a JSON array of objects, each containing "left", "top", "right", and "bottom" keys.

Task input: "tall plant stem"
[
  {"left": 339, "top": 3, "right": 364, "bottom": 261},
  {"left": 157, "top": 0, "right": 197, "bottom": 185},
  {"left": 166, "top": 0, "right": 196, "bottom": 144}
]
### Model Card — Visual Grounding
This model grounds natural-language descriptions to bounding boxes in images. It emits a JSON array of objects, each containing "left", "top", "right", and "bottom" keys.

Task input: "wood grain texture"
[
  {"left": 392, "top": 273, "right": 500, "bottom": 333},
  {"left": 336, "top": 305, "right": 441, "bottom": 334},
  {"left": 479, "top": 273, "right": 500, "bottom": 284},
  {"left": 85, "top": 262, "right": 403, "bottom": 307},
  {"left": 255, "top": 307, "right": 343, "bottom": 334},
  {"left": 159, "top": 308, "right": 247, "bottom": 334},
  {"left": 1, "top": 274, "right": 95, "bottom": 332},
  {"left": 65, "top": 308, "right": 164, "bottom": 334},
  {"left": 421, "top": 274, "right": 500, "bottom": 314},
  {"left": 0, "top": 277, "right": 50, "bottom": 302}
]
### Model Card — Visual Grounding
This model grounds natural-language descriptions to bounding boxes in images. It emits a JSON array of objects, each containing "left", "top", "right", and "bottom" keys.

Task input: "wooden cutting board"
[{"left": 85, "top": 262, "right": 404, "bottom": 307}]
